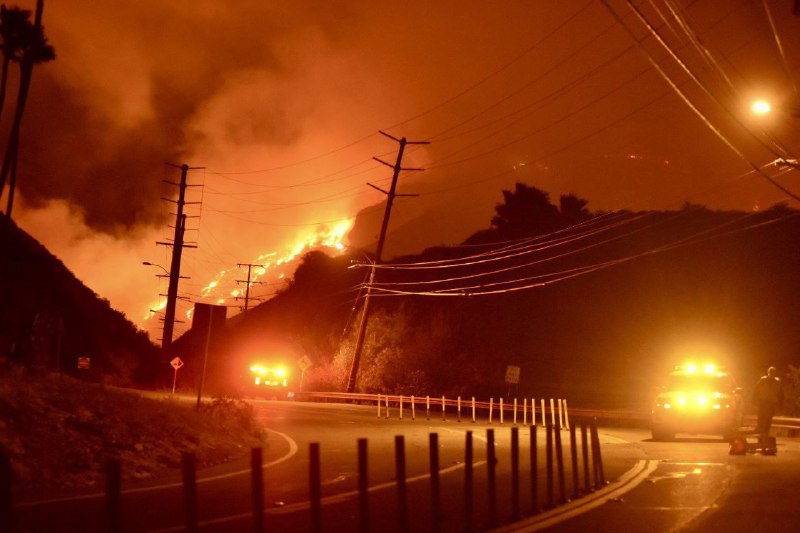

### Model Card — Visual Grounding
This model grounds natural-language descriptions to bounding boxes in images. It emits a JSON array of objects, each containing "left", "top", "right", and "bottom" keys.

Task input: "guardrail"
[
  {"left": 295, "top": 391, "right": 651, "bottom": 427},
  {"left": 293, "top": 391, "right": 800, "bottom": 433},
  {"left": 296, "top": 392, "right": 578, "bottom": 428}
]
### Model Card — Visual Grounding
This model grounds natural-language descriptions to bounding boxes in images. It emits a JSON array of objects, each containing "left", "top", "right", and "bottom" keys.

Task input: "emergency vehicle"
[{"left": 651, "top": 363, "right": 743, "bottom": 441}]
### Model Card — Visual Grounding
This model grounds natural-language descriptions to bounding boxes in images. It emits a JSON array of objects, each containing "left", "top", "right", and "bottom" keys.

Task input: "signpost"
[
  {"left": 170, "top": 357, "right": 184, "bottom": 394},
  {"left": 77, "top": 357, "right": 90, "bottom": 370},
  {"left": 505, "top": 365, "right": 521, "bottom": 401},
  {"left": 505, "top": 365, "right": 520, "bottom": 384},
  {"left": 297, "top": 355, "right": 313, "bottom": 390}
]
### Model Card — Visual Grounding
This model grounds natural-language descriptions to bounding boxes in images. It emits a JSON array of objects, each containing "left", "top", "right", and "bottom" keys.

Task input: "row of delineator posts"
[
  {"left": 184, "top": 419, "right": 605, "bottom": 532},
  {"left": 377, "top": 394, "right": 572, "bottom": 428},
  {"left": 0, "top": 419, "right": 606, "bottom": 532}
]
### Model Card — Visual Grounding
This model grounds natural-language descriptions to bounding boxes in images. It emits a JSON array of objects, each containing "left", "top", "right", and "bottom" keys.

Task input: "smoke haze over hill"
[{"left": 4, "top": 1, "right": 799, "bottom": 337}]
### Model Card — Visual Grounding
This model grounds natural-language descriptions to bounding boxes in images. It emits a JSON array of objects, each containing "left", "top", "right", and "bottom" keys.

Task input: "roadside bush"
[
  {"left": 201, "top": 396, "right": 261, "bottom": 434},
  {"left": 0, "top": 366, "right": 265, "bottom": 493}
]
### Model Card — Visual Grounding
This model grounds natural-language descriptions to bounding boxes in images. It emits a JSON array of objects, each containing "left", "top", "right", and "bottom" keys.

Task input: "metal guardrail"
[
  {"left": 293, "top": 391, "right": 800, "bottom": 431},
  {"left": 762, "top": 416, "right": 800, "bottom": 431},
  {"left": 296, "top": 391, "right": 572, "bottom": 425}
]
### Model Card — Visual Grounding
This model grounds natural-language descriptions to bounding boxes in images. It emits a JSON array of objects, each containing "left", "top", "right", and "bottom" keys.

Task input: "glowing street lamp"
[
  {"left": 748, "top": 97, "right": 800, "bottom": 171},
  {"left": 751, "top": 99, "right": 772, "bottom": 116}
]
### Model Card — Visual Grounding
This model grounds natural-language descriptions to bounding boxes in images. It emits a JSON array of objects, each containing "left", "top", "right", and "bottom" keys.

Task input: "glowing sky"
[{"left": 4, "top": 1, "right": 800, "bottom": 340}]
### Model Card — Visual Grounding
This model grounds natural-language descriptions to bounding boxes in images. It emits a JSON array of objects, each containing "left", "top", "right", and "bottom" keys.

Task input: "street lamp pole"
[
  {"left": 142, "top": 261, "right": 169, "bottom": 276},
  {"left": 142, "top": 260, "right": 190, "bottom": 345}
]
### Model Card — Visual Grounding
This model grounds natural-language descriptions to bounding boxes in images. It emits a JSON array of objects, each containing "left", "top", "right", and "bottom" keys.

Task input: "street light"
[
  {"left": 142, "top": 261, "right": 170, "bottom": 277},
  {"left": 751, "top": 99, "right": 772, "bottom": 116},
  {"left": 748, "top": 98, "right": 800, "bottom": 170}
]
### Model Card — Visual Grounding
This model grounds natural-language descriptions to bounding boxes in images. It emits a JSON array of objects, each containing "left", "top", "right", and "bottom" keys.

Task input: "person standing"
[{"left": 753, "top": 366, "right": 783, "bottom": 436}]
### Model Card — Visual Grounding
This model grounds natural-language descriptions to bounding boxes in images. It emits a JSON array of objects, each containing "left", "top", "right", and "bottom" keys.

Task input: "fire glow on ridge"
[{"left": 144, "top": 219, "right": 353, "bottom": 323}]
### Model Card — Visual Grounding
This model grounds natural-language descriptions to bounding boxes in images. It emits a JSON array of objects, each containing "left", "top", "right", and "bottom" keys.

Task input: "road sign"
[
  {"left": 77, "top": 357, "right": 90, "bottom": 370},
  {"left": 505, "top": 365, "right": 521, "bottom": 384},
  {"left": 297, "top": 355, "right": 313, "bottom": 372},
  {"left": 170, "top": 357, "right": 184, "bottom": 394}
]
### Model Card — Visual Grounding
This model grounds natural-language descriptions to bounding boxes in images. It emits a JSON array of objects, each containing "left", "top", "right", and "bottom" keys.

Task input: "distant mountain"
[
  {"left": 171, "top": 201, "right": 800, "bottom": 410},
  {"left": 0, "top": 218, "right": 159, "bottom": 385}
]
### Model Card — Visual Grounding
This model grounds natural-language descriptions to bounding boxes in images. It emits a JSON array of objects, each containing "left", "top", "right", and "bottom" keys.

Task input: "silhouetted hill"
[
  {"left": 173, "top": 204, "right": 800, "bottom": 410},
  {"left": 0, "top": 218, "right": 159, "bottom": 385}
]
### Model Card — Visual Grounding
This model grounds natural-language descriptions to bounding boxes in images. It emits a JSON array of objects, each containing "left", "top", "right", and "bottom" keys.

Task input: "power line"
[
  {"left": 601, "top": 0, "right": 800, "bottom": 203},
  {"left": 366, "top": 211, "right": 798, "bottom": 297},
  {"left": 622, "top": 0, "right": 793, "bottom": 159},
  {"left": 365, "top": 215, "right": 661, "bottom": 287},
  {"left": 360, "top": 212, "right": 646, "bottom": 271},
  {"left": 760, "top": 0, "right": 798, "bottom": 99},
  {"left": 207, "top": 132, "right": 380, "bottom": 175}
]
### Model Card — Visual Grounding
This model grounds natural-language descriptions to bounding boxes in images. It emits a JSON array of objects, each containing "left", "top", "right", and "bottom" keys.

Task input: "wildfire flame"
[
  {"left": 144, "top": 219, "right": 353, "bottom": 323},
  {"left": 143, "top": 299, "right": 168, "bottom": 321}
]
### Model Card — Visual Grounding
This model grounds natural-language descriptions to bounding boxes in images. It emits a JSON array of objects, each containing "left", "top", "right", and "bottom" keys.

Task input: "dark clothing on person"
[
  {"left": 756, "top": 402, "right": 778, "bottom": 436},
  {"left": 753, "top": 373, "right": 783, "bottom": 435}
]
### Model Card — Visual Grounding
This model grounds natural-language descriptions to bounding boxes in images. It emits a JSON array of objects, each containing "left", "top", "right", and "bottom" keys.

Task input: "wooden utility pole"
[
  {"left": 157, "top": 163, "right": 201, "bottom": 355},
  {"left": 345, "top": 131, "right": 429, "bottom": 393},
  {"left": 236, "top": 263, "right": 266, "bottom": 312}
]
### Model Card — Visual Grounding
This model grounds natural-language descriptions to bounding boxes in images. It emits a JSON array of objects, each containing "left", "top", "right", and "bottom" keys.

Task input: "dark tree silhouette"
[
  {"left": 558, "top": 193, "right": 591, "bottom": 226},
  {"left": 463, "top": 183, "right": 593, "bottom": 244},
  {"left": 0, "top": 0, "right": 54, "bottom": 218},
  {"left": 491, "top": 182, "right": 559, "bottom": 237}
]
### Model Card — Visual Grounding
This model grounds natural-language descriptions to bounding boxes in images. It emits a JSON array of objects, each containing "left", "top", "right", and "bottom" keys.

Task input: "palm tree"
[
  {"left": 0, "top": 0, "right": 54, "bottom": 218},
  {"left": 0, "top": 5, "right": 31, "bottom": 125}
]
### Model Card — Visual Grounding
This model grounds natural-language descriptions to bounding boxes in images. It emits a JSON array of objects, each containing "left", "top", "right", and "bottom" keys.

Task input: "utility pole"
[
  {"left": 345, "top": 131, "right": 429, "bottom": 393},
  {"left": 157, "top": 163, "right": 202, "bottom": 356},
  {"left": 236, "top": 263, "right": 267, "bottom": 312}
]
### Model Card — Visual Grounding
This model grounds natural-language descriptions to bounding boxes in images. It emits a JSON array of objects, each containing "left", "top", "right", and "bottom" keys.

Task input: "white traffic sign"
[
  {"left": 170, "top": 357, "right": 184, "bottom": 395},
  {"left": 505, "top": 365, "right": 521, "bottom": 384},
  {"left": 297, "top": 355, "right": 313, "bottom": 372}
]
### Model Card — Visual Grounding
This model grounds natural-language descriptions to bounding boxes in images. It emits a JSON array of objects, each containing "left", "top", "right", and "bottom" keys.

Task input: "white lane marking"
[
  {"left": 492, "top": 459, "right": 660, "bottom": 532},
  {"left": 321, "top": 474, "right": 349, "bottom": 486},
  {"left": 149, "top": 452, "right": 489, "bottom": 532},
  {"left": 665, "top": 462, "right": 725, "bottom": 466},
  {"left": 17, "top": 429, "right": 298, "bottom": 508},
  {"left": 648, "top": 470, "right": 702, "bottom": 483},
  {"left": 635, "top": 506, "right": 712, "bottom": 511},
  {"left": 441, "top": 426, "right": 489, "bottom": 443}
]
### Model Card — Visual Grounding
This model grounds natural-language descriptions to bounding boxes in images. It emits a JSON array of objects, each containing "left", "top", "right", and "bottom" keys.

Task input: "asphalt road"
[{"left": 11, "top": 400, "right": 800, "bottom": 532}]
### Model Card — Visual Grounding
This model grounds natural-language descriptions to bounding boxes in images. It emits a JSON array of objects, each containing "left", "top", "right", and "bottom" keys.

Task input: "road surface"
[{"left": 12, "top": 400, "right": 800, "bottom": 532}]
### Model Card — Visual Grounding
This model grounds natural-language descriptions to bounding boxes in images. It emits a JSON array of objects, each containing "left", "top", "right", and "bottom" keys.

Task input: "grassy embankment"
[{"left": 0, "top": 365, "right": 265, "bottom": 496}]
